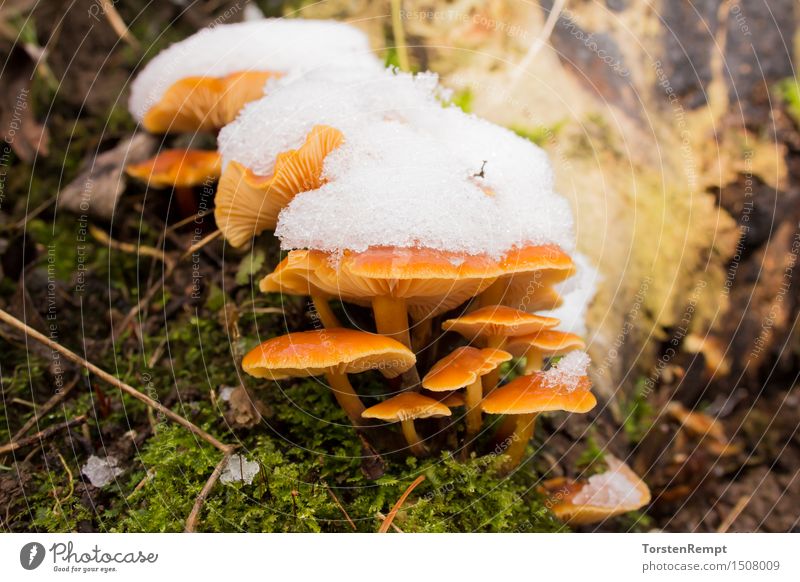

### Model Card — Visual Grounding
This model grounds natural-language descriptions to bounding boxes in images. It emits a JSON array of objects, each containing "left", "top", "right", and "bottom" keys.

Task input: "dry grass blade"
[
  {"left": 324, "top": 483, "right": 356, "bottom": 531},
  {"left": 185, "top": 450, "right": 234, "bottom": 532},
  {"left": 717, "top": 494, "right": 753, "bottom": 533},
  {"left": 0, "top": 415, "right": 87, "bottom": 455},
  {"left": 378, "top": 474, "right": 425, "bottom": 533},
  {"left": 99, "top": 0, "right": 139, "bottom": 48},
  {"left": 0, "top": 309, "right": 232, "bottom": 453},
  {"left": 89, "top": 224, "right": 175, "bottom": 270}
]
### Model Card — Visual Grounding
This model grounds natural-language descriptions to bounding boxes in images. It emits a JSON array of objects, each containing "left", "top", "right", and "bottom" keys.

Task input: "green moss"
[
  {"left": 108, "top": 424, "right": 563, "bottom": 533},
  {"left": 449, "top": 88, "right": 474, "bottom": 113},
  {"left": 776, "top": 78, "right": 800, "bottom": 126},
  {"left": 511, "top": 121, "right": 566, "bottom": 147},
  {"left": 619, "top": 378, "right": 655, "bottom": 443}
]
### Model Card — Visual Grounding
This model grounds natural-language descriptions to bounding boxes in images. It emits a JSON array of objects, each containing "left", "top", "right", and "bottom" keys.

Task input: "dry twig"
[
  {"left": 0, "top": 415, "right": 87, "bottom": 455},
  {"left": 185, "top": 450, "right": 234, "bottom": 532},
  {"left": 325, "top": 483, "right": 357, "bottom": 530},
  {"left": 0, "top": 309, "right": 231, "bottom": 453},
  {"left": 717, "top": 494, "right": 753, "bottom": 533},
  {"left": 378, "top": 474, "right": 425, "bottom": 533}
]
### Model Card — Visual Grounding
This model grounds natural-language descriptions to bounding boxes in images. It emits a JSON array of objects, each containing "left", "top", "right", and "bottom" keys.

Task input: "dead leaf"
[
  {"left": 223, "top": 385, "right": 267, "bottom": 429},
  {"left": 57, "top": 134, "right": 156, "bottom": 220},
  {"left": 0, "top": 48, "right": 49, "bottom": 162}
]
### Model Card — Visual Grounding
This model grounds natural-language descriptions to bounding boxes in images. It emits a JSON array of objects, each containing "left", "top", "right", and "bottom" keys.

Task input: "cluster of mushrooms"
[{"left": 126, "top": 17, "right": 650, "bottom": 524}]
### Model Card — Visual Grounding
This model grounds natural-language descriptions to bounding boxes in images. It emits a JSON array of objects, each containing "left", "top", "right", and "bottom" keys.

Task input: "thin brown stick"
[
  {"left": 0, "top": 415, "right": 87, "bottom": 455},
  {"left": 378, "top": 475, "right": 425, "bottom": 533},
  {"left": 111, "top": 260, "right": 176, "bottom": 344},
  {"left": 180, "top": 229, "right": 221, "bottom": 261},
  {"left": 99, "top": 0, "right": 139, "bottom": 48},
  {"left": 165, "top": 211, "right": 204, "bottom": 233},
  {"left": 324, "top": 483, "right": 356, "bottom": 531},
  {"left": 717, "top": 494, "right": 752, "bottom": 533},
  {"left": 0, "top": 309, "right": 231, "bottom": 453},
  {"left": 375, "top": 511, "right": 404, "bottom": 533},
  {"left": 185, "top": 450, "right": 233, "bottom": 532},
  {"left": 90, "top": 225, "right": 175, "bottom": 270},
  {"left": 111, "top": 224, "right": 220, "bottom": 343},
  {"left": 7, "top": 375, "right": 80, "bottom": 445}
]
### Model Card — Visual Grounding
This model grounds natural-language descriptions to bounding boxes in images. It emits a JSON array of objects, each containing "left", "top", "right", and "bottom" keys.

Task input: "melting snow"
[
  {"left": 220, "top": 454, "right": 260, "bottom": 485},
  {"left": 81, "top": 455, "right": 124, "bottom": 487},
  {"left": 542, "top": 350, "right": 590, "bottom": 391},
  {"left": 220, "top": 67, "right": 575, "bottom": 258},
  {"left": 572, "top": 464, "right": 641, "bottom": 508},
  {"left": 541, "top": 252, "right": 600, "bottom": 335},
  {"left": 129, "top": 19, "right": 379, "bottom": 121}
]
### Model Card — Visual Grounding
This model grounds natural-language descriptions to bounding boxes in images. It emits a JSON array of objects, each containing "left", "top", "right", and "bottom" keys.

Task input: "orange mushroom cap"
[
  {"left": 126, "top": 149, "right": 222, "bottom": 189},
  {"left": 489, "top": 245, "right": 575, "bottom": 311},
  {"left": 215, "top": 125, "right": 343, "bottom": 247},
  {"left": 242, "top": 328, "right": 416, "bottom": 380},
  {"left": 504, "top": 330, "right": 586, "bottom": 358},
  {"left": 442, "top": 305, "right": 560, "bottom": 341},
  {"left": 481, "top": 372, "right": 596, "bottom": 415},
  {"left": 259, "top": 244, "right": 573, "bottom": 321},
  {"left": 362, "top": 392, "right": 451, "bottom": 422},
  {"left": 142, "top": 71, "right": 279, "bottom": 134},
  {"left": 541, "top": 456, "right": 651, "bottom": 525},
  {"left": 422, "top": 347, "right": 512, "bottom": 392},
  {"left": 438, "top": 392, "right": 466, "bottom": 408}
]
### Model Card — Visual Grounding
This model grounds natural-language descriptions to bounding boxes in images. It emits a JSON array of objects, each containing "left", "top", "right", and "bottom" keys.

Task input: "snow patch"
[
  {"left": 572, "top": 463, "right": 641, "bottom": 508},
  {"left": 220, "top": 455, "right": 260, "bottom": 485},
  {"left": 220, "top": 67, "right": 575, "bottom": 258},
  {"left": 129, "top": 19, "right": 379, "bottom": 121},
  {"left": 81, "top": 455, "right": 124, "bottom": 487},
  {"left": 542, "top": 350, "right": 590, "bottom": 391},
  {"left": 540, "top": 252, "right": 600, "bottom": 335}
]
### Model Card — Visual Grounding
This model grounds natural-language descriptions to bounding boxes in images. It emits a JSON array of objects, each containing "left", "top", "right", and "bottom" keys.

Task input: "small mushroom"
[
  {"left": 142, "top": 71, "right": 279, "bottom": 133},
  {"left": 259, "top": 250, "right": 340, "bottom": 328},
  {"left": 362, "top": 392, "right": 450, "bottom": 456},
  {"left": 215, "top": 125, "right": 344, "bottom": 247},
  {"left": 422, "top": 347, "right": 512, "bottom": 438},
  {"left": 126, "top": 149, "right": 222, "bottom": 189},
  {"left": 242, "top": 329, "right": 416, "bottom": 426},
  {"left": 260, "top": 246, "right": 500, "bottom": 354},
  {"left": 505, "top": 330, "right": 585, "bottom": 374},
  {"left": 482, "top": 361, "right": 595, "bottom": 470},
  {"left": 540, "top": 456, "right": 651, "bottom": 525},
  {"left": 128, "top": 20, "right": 378, "bottom": 134},
  {"left": 443, "top": 305, "right": 559, "bottom": 392},
  {"left": 439, "top": 392, "right": 466, "bottom": 408},
  {"left": 477, "top": 244, "right": 575, "bottom": 309}
]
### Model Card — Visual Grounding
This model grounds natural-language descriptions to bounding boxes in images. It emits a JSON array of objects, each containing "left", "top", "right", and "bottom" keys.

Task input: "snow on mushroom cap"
[
  {"left": 572, "top": 462, "right": 642, "bottom": 509},
  {"left": 221, "top": 67, "right": 575, "bottom": 258},
  {"left": 128, "top": 19, "right": 379, "bottom": 122},
  {"left": 541, "top": 350, "right": 591, "bottom": 391},
  {"left": 218, "top": 67, "right": 445, "bottom": 175},
  {"left": 540, "top": 252, "right": 600, "bottom": 335}
]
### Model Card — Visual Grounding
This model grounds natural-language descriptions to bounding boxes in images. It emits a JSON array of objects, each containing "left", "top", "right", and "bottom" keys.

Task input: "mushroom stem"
[
  {"left": 311, "top": 293, "right": 340, "bottom": 328},
  {"left": 411, "top": 317, "right": 433, "bottom": 353},
  {"left": 372, "top": 295, "right": 420, "bottom": 387},
  {"left": 325, "top": 372, "right": 366, "bottom": 426},
  {"left": 494, "top": 414, "right": 517, "bottom": 444},
  {"left": 372, "top": 295, "right": 412, "bottom": 349},
  {"left": 503, "top": 413, "right": 539, "bottom": 470},
  {"left": 481, "top": 335, "right": 505, "bottom": 394},
  {"left": 400, "top": 418, "right": 427, "bottom": 456},
  {"left": 175, "top": 186, "right": 197, "bottom": 218},
  {"left": 523, "top": 349, "right": 544, "bottom": 374},
  {"left": 465, "top": 379, "right": 484, "bottom": 438}
]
